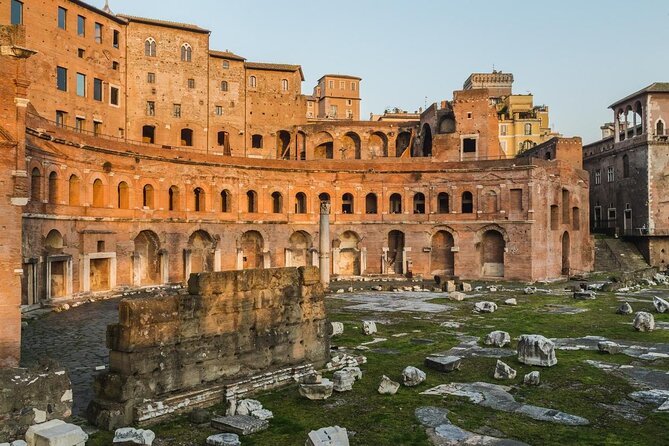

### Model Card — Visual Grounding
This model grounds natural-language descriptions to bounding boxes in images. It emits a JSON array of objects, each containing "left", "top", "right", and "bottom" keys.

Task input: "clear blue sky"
[{"left": 98, "top": 0, "right": 669, "bottom": 143}]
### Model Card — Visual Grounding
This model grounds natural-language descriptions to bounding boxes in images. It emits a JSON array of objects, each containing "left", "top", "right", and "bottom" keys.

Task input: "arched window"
[
  {"left": 68, "top": 175, "right": 80, "bottom": 206},
  {"left": 143, "top": 184, "right": 154, "bottom": 209},
  {"left": 48, "top": 171, "right": 58, "bottom": 204},
  {"left": 461, "top": 191, "right": 473, "bottom": 213},
  {"left": 92, "top": 179, "right": 104, "bottom": 207},
  {"left": 180, "top": 128, "right": 193, "bottom": 146},
  {"left": 342, "top": 193, "right": 354, "bottom": 214},
  {"left": 413, "top": 192, "right": 426, "bottom": 214},
  {"left": 271, "top": 191, "right": 283, "bottom": 213},
  {"left": 252, "top": 134, "right": 263, "bottom": 149},
  {"left": 295, "top": 192, "right": 307, "bottom": 214},
  {"left": 249, "top": 75, "right": 257, "bottom": 88},
  {"left": 181, "top": 43, "right": 192, "bottom": 62},
  {"left": 658, "top": 120, "right": 665, "bottom": 136},
  {"left": 524, "top": 123, "right": 532, "bottom": 135},
  {"left": 247, "top": 190, "right": 258, "bottom": 213},
  {"left": 221, "top": 189, "right": 231, "bottom": 212},
  {"left": 193, "top": 187, "right": 205, "bottom": 212},
  {"left": 365, "top": 193, "right": 378, "bottom": 214},
  {"left": 31, "top": 167, "right": 41, "bottom": 202},
  {"left": 390, "top": 193, "right": 402, "bottom": 214},
  {"left": 169, "top": 185, "right": 179, "bottom": 211},
  {"left": 437, "top": 192, "right": 449, "bottom": 214},
  {"left": 281, "top": 79, "right": 288, "bottom": 91},
  {"left": 221, "top": 81, "right": 228, "bottom": 92},
  {"left": 622, "top": 154, "right": 630, "bottom": 178},
  {"left": 144, "top": 37, "right": 156, "bottom": 57},
  {"left": 117, "top": 181, "right": 129, "bottom": 209}
]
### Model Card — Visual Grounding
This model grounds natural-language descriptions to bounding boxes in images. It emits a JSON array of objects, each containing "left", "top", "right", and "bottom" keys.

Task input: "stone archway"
[
  {"left": 481, "top": 230, "right": 505, "bottom": 277},
  {"left": 336, "top": 231, "right": 361, "bottom": 275},
  {"left": 288, "top": 231, "right": 311, "bottom": 267},
  {"left": 134, "top": 230, "right": 161, "bottom": 285},
  {"left": 431, "top": 230, "right": 454, "bottom": 276},
  {"left": 242, "top": 230, "right": 264, "bottom": 269},
  {"left": 388, "top": 230, "right": 405, "bottom": 274},
  {"left": 188, "top": 230, "right": 215, "bottom": 274}
]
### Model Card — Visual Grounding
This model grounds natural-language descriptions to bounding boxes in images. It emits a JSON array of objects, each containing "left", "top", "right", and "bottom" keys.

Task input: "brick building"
[
  {"left": 0, "top": 0, "right": 593, "bottom": 367},
  {"left": 583, "top": 83, "right": 669, "bottom": 266}
]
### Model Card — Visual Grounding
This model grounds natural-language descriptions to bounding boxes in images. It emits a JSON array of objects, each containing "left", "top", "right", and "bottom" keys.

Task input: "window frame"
[
  {"left": 93, "top": 78, "right": 103, "bottom": 101},
  {"left": 109, "top": 85, "right": 120, "bottom": 107},
  {"left": 56, "top": 66, "right": 68, "bottom": 92},
  {"left": 94, "top": 22, "right": 103, "bottom": 44},
  {"left": 58, "top": 7, "right": 67, "bottom": 30},
  {"left": 76, "top": 72, "right": 86, "bottom": 97},
  {"left": 11, "top": 0, "right": 23, "bottom": 25}
]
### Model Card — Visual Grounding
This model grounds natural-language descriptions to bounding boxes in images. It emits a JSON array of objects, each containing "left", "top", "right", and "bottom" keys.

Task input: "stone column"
[
  {"left": 319, "top": 202, "right": 331, "bottom": 286},
  {"left": 360, "top": 247, "right": 367, "bottom": 275},
  {"left": 131, "top": 252, "right": 141, "bottom": 287},
  {"left": 214, "top": 249, "right": 221, "bottom": 272}
]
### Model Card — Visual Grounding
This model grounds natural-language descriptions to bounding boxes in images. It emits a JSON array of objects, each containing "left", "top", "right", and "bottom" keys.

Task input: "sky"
[{"left": 95, "top": 0, "right": 669, "bottom": 144}]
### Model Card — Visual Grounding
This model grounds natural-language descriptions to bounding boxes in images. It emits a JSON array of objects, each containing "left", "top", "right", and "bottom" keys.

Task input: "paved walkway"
[{"left": 20, "top": 298, "right": 121, "bottom": 416}]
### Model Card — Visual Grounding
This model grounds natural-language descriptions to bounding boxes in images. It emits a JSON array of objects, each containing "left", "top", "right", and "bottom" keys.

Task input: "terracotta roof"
[
  {"left": 118, "top": 14, "right": 210, "bottom": 34},
  {"left": 209, "top": 50, "right": 246, "bottom": 61},
  {"left": 318, "top": 74, "right": 362, "bottom": 81},
  {"left": 245, "top": 62, "right": 304, "bottom": 81},
  {"left": 610, "top": 82, "right": 669, "bottom": 108}
]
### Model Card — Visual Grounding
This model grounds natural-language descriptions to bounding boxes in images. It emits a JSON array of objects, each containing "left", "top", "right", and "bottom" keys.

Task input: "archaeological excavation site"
[{"left": 1, "top": 0, "right": 669, "bottom": 445}]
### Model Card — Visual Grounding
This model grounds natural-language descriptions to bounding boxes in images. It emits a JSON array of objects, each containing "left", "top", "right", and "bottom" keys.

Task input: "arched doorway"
[
  {"left": 336, "top": 231, "right": 360, "bottom": 275},
  {"left": 188, "top": 230, "right": 215, "bottom": 274},
  {"left": 342, "top": 132, "right": 361, "bottom": 159},
  {"left": 288, "top": 231, "right": 311, "bottom": 267},
  {"left": 481, "top": 230, "right": 505, "bottom": 277},
  {"left": 431, "top": 231, "right": 454, "bottom": 276},
  {"left": 396, "top": 131, "right": 411, "bottom": 157},
  {"left": 277, "top": 130, "right": 291, "bottom": 159},
  {"left": 242, "top": 230, "right": 264, "bottom": 269},
  {"left": 418, "top": 124, "right": 432, "bottom": 157},
  {"left": 561, "top": 231, "right": 570, "bottom": 275},
  {"left": 134, "top": 230, "right": 161, "bottom": 285},
  {"left": 388, "top": 230, "right": 405, "bottom": 274},
  {"left": 45, "top": 229, "right": 68, "bottom": 299},
  {"left": 314, "top": 132, "right": 334, "bottom": 159},
  {"left": 369, "top": 132, "right": 388, "bottom": 158}
]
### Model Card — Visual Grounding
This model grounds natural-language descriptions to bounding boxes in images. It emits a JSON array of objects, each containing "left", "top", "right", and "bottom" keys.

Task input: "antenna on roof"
[{"left": 103, "top": 0, "right": 113, "bottom": 14}]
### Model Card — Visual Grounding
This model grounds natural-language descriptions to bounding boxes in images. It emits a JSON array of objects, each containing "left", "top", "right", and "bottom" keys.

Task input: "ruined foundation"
[{"left": 87, "top": 266, "right": 329, "bottom": 429}]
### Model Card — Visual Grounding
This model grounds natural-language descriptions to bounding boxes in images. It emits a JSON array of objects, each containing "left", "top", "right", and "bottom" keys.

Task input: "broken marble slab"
[
  {"left": 553, "top": 336, "right": 669, "bottom": 360},
  {"left": 429, "top": 336, "right": 515, "bottom": 360},
  {"left": 425, "top": 356, "right": 462, "bottom": 372},
  {"left": 211, "top": 415, "right": 269, "bottom": 436},
  {"left": 421, "top": 382, "right": 589, "bottom": 426},
  {"left": 335, "top": 291, "right": 454, "bottom": 313},
  {"left": 541, "top": 304, "right": 589, "bottom": 315},
  {"left": 586, "top": 360, "right": 669, "bottom": 391},
  {"left": 415, "top": 406, "right": 529, "bottom": 446}
]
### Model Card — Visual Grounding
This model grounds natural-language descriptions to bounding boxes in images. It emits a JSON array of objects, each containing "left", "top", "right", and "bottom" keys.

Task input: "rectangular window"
[
  {"left": 510, "top": 188, "right": 523, "bottom": 211},
  {"left": 608, "top": 208, "right": 617, "bottom": 220},
  {"left": 351, "top": 82, "right": 356, "bottom": 91},
  {"left": 328, "top": 80, "right": 334, "bottom": 89},
  {"left": 339, "top": 80, "right": 345, "bottom": 89},
  {"left": 56, "top": 66, "right": 67, "bottom": 91},
  {"left": 77, "top": 15, "right": 85, "bottom": 36},
  {"left": 94, "top": 22, "right": 103, "bottom": 43},
  {"left": 607, "top": 166, "right": 615, "bottom": 182},
  {"left": 93, "top": 78, "right": 103, "bottom": 101},
  {"left": 215, "top": 105, "right": 223, "bottom": 116},
  {"left": 76, "top": 73, "right": 86, "bottom": 97},
  {"left": 187, "top": 78, "right": 195, "bottom": 89},
  {"left": 110, "top": 86, "right": 119, "bottom": 106},
  {"left": 77, "top": 48, "right": 85, "bottom": 58},
  {"left": 75, "top": 117, "right": 84, "bottom": 133},
  {"left": 173, "top": 104, "right": 181, "bottom": 118},
  {"left": 146, "top": 101, "right": 155, "bottom": 116},
  {"left": 329, "top": 104, "right": 337, "bottom": 118},
  {"left": 147, "top": 72, "right": 155, "bottom": 83},
  {"left": 594, "top": 170, "right": 601, "bottom": 185},
  {"left": 463, "top": 138, "right": 477, "bottom": 153},
  {"left": 11, "top": 0, "right": 23, "bottom": 25},
  {"left": 55, "top": 110, "right": 66, "bottom": 127},
  {"left": 346, "top": 109, "right": 353, "bottom": 119},
  {"left": 93, "top": 121, "right": 102, "bottom": 136},
  {"left": 112, "top": 30, "right": 119, "bottom": 48},
  {"left": 58, "top": 7, "right": 67, "bottom": 30},
  {"left": 500, "top": 124, "right": 507, "bottom": 136},
  {"left": 112, "top": 61, "right": 119, "bottom": 70}
]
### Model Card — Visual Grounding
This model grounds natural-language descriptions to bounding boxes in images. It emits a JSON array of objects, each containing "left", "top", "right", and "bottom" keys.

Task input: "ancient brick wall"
[{"left": 88, "top": 266, "right": 328, "bottom": 428}]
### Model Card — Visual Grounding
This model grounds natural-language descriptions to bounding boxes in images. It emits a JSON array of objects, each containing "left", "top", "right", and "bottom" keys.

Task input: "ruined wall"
[{"left": 88, "top": 266, "right": 328, "bottom": 429}]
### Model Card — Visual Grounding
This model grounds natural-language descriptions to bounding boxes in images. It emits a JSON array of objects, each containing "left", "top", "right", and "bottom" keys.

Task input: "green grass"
[{"left": 88, "top": 285, "right": 669, "bottom": 445}]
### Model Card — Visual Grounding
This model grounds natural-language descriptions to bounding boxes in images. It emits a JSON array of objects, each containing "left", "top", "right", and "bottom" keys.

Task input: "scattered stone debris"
[
  {"left": 402, "top": 366, "right": 427, "bottom": 387},
  {"left": 324, "top": 354, "right": 367, "bottom": 372},
  {"left": 378, "top": 375, "right": 400, "bottom": 395},
  {"left": 553, "top": 336, "right": 669, "bottom": 360},
  {"left": 331, "top": 322, "right": 344, "bottom": 337},
  {"left": 653, "top": 296, "right": 669, "bottom": 313},
  {"left": 432, "top": 335, "right": 515, "bottom": 360},
  {"left": 449, "top": 292, "right": 466, "bottom": 301},
  {"left": 598, "top": 341, "right": 623, "bottom": 354},
  {"left": 415, "top": 406, "right": 529, "bottom": 446},
  {"left": 504, "top": 298, "right": 518, "bottom": 306},
  {"left": 617, "top": 302, "right": 634, "bottom": 315},
  {"left": 474, "top": 301, "right": 498, "bottom": 313},
  {"left": 444, "top": 281, "right": 457, "bottom": 292},
  {"left": 484, "top": 330, "right": 511, "bottom": 348},
  {"left": 25, "top": 420, "right": 89, "bottom": 446},
  {"left": 211, "top": 415, "right": 269, "bottom": 436},
  {"left": 524, "top": 287, "right": 537, "bottom": 295},
  {"left": 460, "top": 283, "right": 472, "bottom": 292},
  {"left": 517, "top": 334, "right": 557, "bottom": 367},
  {"left": 421, "top": 382, "right": 589, "bottom": 425},
  {"left": 599, "top": 398, "right": 647, "bottom": 422},
  {"left": 299, "top": 375, "right": 334, "bottom": 401},
  {"left": 573, "top": 290, "right": 596, "bottom": 300},
  {"left": 439, "top": 321, "right": 462, "bottom": 329},
  {"left": 112, "top": 427, "right": 156, "bottom": 445},
  {"left": 342, "top": 366, "right": 363, "bottom": 381},
  {"left": 333, "top": 370, "right": 356, "bottom": 392},
  {"left": 362, "top": 320, "right": 377, "bottom": 335},
  {"left": 524, "top": 371, "right": 540, "bottom": 386},
  {"left": 494, "top": 360, "right": 517, "bottom": 380},
  {"left": 236, "top": 399, "right": 263, "bottom": 416},
  {"left": 424, "top": 355, "right": 462, "bottom": 372},
  {"left": 306, "top": 426, "right": 349, "bottom": 446},
  {"left": 206, "top": 433, "right": 241, "bottom": 446},
  {"left": 633, "top": 312, "right": 655, "bottom": 332}
]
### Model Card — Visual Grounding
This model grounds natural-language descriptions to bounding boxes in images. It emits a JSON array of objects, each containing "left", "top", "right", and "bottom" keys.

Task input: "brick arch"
[{"left": 474, "top": 224, "right": 510, "bottom": 244}]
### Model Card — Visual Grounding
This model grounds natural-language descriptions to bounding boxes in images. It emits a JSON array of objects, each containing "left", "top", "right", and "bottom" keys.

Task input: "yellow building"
[{"left": 464, "top": 72, "right": 556, "bottom": 157}]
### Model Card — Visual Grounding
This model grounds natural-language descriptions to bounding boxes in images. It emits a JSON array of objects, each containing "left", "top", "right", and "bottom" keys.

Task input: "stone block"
[
  {"left": 402, "top": 366, "right": 426, "bottom": 387},
  {"left": 250, "top": 409, "right": 273, "bottom": 421},
  {"left": 460, "top": 283, "right": 472, "bottom": 292},
  {"left": 306, "top": 426, "right": 349, "bottom": 446},
  {"left": 26, "top": 420, "right": 66, "bottom": 446},
  {"left": 654, "top": 296, "right": 669, "bottom": 313},
  {"left": 235, "top": 399, "right": 262, "bottom": 416},
  {"left": 377, "top": 375, "right": 400, "bottom": 395},
  {"left": 424, "top": 356, "right": 462, "bottom": 372},
  {"left": 33, "top": 423, "right": 88, "bottom": 446},
  {"left": 210, "top": 415, "right": 269, "bottom": 436},
  {"left": 524, "top": 371, "right": 540, "bottom": 386},
  {"left": 299, "top": 379, "right": 334, "bottom": 400},
  {"left": 597, "top": 341, "right": 623, "bottom": 354},
  {"left": 517, "top": 335, "right": 557, "bottom": 367},
  {"left": 330, "top": 322, "right": 344, "bottom": 337},
  {"left": 444, "top": 281, "right": 457, "bottom": 293},
  {"left": 448, "top": 291, "right": 465, "bottom": 301},
  {"left": 633, "top": 312, "right": 655, "bottom": 332},
  {"left": 333, "top": 370, "right": 356, "bottom": 392},
  {"left": 206, "top": 433, "right": 241, "bottom": 446},
  {"left": 573, "top": 291, "right": 596, "bottom": 300},
  {"left": 493, "top": 360, "right": 516, "bottom": 380},
  {"left": 484, "top": 330, "right": 510, "bottom": 348},
  {"left": 474, "top": 301, "right": 497, "bottom": 313},
  {"left": 616, "top": 302, "right": 633, "bottom": 315},
  {"left": 361, "top": 321, "right": 377, "bottom": 335}
]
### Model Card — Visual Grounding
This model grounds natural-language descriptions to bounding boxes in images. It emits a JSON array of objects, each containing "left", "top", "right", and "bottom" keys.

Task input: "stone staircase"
[{"left": 594, "top": 237, "right": 649, "bottom": 272}]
